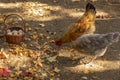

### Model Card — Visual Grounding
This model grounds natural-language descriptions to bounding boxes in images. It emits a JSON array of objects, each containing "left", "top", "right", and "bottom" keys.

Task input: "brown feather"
[{"left": 55, "top": 3, "right": 96, "bottom": 46}]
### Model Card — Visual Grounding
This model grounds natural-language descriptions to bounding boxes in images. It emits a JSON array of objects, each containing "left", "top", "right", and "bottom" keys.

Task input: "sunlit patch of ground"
[
  {"left": 58, "top": 48, "right": 120, "bottom": 75},
  {"left": 67, "top": 60, "right": 120, "bottom": 73},
  {"left": 0, "top": 3, "right": 22, "bottom": 9},
  {"left": 0, "top": 1, "right": 116, "bottom": 21},
  {"left": 0, "top": 53, "right": 31, "bottom": 67}
]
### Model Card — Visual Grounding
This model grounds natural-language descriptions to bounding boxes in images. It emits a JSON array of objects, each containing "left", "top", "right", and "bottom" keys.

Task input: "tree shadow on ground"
[{"left": 58, "top": 68, "right": 120, "bottom": 80}]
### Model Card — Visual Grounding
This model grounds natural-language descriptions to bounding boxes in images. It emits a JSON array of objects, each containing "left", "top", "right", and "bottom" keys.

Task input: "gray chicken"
[{"left": 72, "top": 32, "right": 120, "bottom": 64}]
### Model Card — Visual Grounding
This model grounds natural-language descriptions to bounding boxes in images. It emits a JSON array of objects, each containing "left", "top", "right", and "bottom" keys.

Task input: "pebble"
[{"left": 81, "top": 76, "right": 88, "bottom": 80}]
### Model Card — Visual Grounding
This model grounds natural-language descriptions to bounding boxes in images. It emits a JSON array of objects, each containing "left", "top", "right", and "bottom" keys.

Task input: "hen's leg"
[
  {"left": 79, "top": 55, "right": 98, "bottom": 64},
  {"left": 80, "top": 47, "right": 107, "bottom": 64}
]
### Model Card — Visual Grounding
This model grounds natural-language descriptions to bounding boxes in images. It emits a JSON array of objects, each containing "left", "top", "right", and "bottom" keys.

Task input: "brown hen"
[{"left": 55, "top": 3, "right": 96, "bottom": 46}]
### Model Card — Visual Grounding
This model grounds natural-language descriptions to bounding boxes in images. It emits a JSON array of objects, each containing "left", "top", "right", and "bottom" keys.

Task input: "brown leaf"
[
  {"left": 53, "top": 67, "right": 60, "bottom": 73},
  {"left": 0, "top": 49, "right": 8, "bottom": 59},
  {"left": 47, "top": 56, "right": 57, "bottom": 62}
]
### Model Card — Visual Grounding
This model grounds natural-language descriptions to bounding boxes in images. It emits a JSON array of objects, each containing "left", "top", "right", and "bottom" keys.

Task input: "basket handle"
[{"left": 4, "top": 14, "right": 26, "bottom": 32}]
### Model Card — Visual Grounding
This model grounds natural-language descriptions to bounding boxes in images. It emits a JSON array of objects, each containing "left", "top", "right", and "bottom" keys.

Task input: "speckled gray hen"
[{"left": 72, "top": 32, "right": 120, "bottom": 64}]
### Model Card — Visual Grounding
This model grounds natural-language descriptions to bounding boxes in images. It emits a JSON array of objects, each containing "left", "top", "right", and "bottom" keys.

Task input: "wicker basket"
[{"left": 4, "top": 14, "right": 25, "bottom": 44}]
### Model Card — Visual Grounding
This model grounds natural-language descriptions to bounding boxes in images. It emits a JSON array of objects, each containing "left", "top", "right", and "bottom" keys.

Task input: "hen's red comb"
[{"left": 54, "top": 40, "right": 62, "bottom": 46}]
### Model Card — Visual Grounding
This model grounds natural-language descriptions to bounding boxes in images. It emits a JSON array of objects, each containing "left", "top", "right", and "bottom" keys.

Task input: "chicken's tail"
[
  {"left": 86, "top": 3, "right": 96, "bottom": 14},
  {"left": 104, "top": 32, "right": 120, "bottom": 44}
]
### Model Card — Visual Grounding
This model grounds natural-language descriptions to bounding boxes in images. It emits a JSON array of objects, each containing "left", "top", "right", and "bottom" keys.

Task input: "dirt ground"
[{"left": 0, "top": 0, "right": 120, "bottom": 80}]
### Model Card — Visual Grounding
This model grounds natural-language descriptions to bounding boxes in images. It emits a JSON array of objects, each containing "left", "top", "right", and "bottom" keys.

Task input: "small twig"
[
  {"left": 39, "top": 40, "right": 55, "bottom": 50},
  {"left": 39, "top": 66, "right": 51, "bottom": 75}
]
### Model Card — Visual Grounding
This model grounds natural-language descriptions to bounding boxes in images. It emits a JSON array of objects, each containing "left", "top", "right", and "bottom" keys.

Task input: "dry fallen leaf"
[
  {"left": 27, "top": 27, "right": 32, "bottom": 31},
  {"left": 81, "top": 76, "right": 88, "bottom": 80},
  {"left": 83, "top": 69, "right": 90, "bottom": 74},
  {"left": 0, "top": 67, "right": 12, "bottom": 77},
  {"left": 32, "top": 35, "right": 38, "bottom": 40},
  {"left": 41, "top": 73, "right": 47, "bottom": 77},
  {"left": 47, "top": 55, "right": 57, "bottom": 62},
  {"left": 0, "top": 52, "right": 7, "bottom": 59},
  {"left": 20, "top": 71, "right": 32, "bottom": 77},
  {"left": 25, "top": 23, "right": 29, "bottom": 27},
  {"left": 33, "top": 60, "right": 43, "bottom": 67},
  {"left": 38, "top": 23, "right": 45, "bottom": 27},
  {"left": 53, "top": 67, "right": 60, "bottom": 73},
  {"left": 0, "top": 48, "right": 8, "bottom": 59}
]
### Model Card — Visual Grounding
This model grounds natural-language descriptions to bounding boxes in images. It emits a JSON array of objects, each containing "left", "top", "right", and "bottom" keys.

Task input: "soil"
[{"left": 0, "top": 0, "right": 120, "bottom": 80}]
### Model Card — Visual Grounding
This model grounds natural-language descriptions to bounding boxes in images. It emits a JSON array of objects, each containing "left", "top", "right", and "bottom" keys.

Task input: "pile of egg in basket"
[
  {"left": 7, "top": 29, "right": 24, "bottom": 36},
  {"left": 4, "top": 14, "right": 26, "bottom": 44}
]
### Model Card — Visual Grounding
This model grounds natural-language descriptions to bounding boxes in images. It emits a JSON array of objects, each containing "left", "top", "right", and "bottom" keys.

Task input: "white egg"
[
  {"left": 7, "top": 29, "right": 11, "bottom": 33},
  {"left": 18, "top": 30, "right": 23, "bottom": 32},
  {"left": 18, "top": 30, "right": 24, "bottom": 35},
  {"left": 12, "top": 30, "right": 18, "bottom": 35},
  {"left": 7, "top": 32, "right": 12, "bottom": 35},
  {"left": 12, "top": 30, "right": 17, "bottom": 32}
]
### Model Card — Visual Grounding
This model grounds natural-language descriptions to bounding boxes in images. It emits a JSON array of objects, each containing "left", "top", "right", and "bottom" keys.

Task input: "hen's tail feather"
[
  {"left": 104, "top": 32, "right": 120, "bottom": 43},
  {"left": 86, "top": 3, "right": 96, "bottom": 14}
]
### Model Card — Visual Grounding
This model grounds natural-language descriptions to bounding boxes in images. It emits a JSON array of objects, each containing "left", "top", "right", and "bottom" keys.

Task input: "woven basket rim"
[
  {"left": 6, "top": 34, "right": 24, "bottom": 36},
  {"left": 5, "top": 27, "right": 25, "bottom": 36}
]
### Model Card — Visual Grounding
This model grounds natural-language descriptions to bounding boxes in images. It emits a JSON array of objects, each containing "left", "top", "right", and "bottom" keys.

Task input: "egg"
[
  {"left": 7, "top": 32, "right": 12, "bottom": 35},
  {"left": 19, "top": 32, "right": 23, "bottom": 35},
  {"left": 7, "top": 29, "right": 11, "bottom": 33},
  {"left": 18, "top": 30, "right": 23, "bottom": 32},
  {"left": 12, "top": 30, "right": 18, "bottom": 35},
  {"left": 18, "top": 30, "right": 24, "bottom": 35}
]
